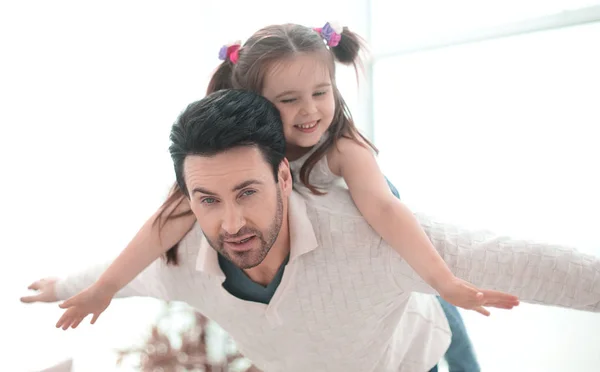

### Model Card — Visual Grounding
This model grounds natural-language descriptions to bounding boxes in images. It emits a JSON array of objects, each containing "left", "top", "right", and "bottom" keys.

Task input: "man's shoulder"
[
  {"left": 177, "top": 222, "right": 204, "bottom": 257},
  {"left": 293, "top": 186, "right": 366, "bottom": 220},
  {"left": 292, "top": 187, "right": 394, "bottom": 273}
]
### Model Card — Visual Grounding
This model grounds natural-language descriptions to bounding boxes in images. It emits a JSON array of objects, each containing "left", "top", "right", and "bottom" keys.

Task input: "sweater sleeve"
[
  {"left": 54, "top": 224, "right": 205, "bottom": 302},
  {"left": 389, "top": 213, "right": 600, "bottom": 312},
  {"left": 54, "top": 257, "right": 173, "bottom": 302}
]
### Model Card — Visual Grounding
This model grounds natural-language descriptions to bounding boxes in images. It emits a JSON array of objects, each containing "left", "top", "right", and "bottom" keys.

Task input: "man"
[{"left": 22, "top": 90, "right": 600, "bottom": 372}]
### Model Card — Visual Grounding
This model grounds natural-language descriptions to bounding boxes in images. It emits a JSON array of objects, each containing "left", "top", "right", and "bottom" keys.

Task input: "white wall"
[
  {"left": 0, "top": 1, "right": 368, "bottom": 371},
  {"left": 371, "top": 2, "right": 600, "bottom": 371}
]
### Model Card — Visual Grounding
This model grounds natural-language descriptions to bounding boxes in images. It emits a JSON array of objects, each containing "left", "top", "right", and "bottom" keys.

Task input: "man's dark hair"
[{"left": 169, "top": 89, "right": 286, "bottom": 196}]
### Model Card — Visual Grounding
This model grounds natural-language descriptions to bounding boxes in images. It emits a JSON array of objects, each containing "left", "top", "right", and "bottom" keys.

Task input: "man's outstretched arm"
[{"left": 391, "top": 213, "right": 600, "bottom": 312}]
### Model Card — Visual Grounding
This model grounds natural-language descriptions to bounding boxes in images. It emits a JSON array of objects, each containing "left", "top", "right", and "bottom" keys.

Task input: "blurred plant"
[{"left": 117, "top": 302, "right": 260, "bottom": 372}]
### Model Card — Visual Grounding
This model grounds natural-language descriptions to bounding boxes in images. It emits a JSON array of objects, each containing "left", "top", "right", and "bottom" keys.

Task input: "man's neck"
[{"left": 243, "top": 216, "right": 291, "bottom": 286}]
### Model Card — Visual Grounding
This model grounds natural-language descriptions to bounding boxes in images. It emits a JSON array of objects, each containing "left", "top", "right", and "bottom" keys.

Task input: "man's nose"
[{"left": 221, "top": 203, "right": 245, "bottom": 235}]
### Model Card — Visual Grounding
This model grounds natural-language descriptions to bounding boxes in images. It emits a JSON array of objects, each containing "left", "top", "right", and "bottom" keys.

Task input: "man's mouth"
[
  {"left": 224, "top": 235, "right": 256, "bottom": 251},
  {"left": 225, "top": 235, "right": 254, "bottom": 244},
  {"left": 233, "top": 236, "right": 253, "bottom": 244}
]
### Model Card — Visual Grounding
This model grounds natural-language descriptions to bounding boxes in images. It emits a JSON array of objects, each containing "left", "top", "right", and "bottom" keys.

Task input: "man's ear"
[{"left": 278, "top": 158, "right": 293, "bottom": 196}]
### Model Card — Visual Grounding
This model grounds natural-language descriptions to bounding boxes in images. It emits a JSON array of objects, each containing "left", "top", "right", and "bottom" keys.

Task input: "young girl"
[{"left": 56, "top": 22, "right": 512, "bottom": 351}]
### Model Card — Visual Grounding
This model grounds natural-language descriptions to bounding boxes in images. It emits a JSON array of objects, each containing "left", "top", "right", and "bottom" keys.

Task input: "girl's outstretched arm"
[
  {"left": 55, "top": 190, "right": 196, "bottom": 329},
  {"left": 329, "top": 138, "right": 518, "bottom": 315}
]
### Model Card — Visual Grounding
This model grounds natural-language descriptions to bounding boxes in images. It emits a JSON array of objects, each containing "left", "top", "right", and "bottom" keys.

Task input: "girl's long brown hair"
[{"left": 160, "top": 23, "right": 376, "bottom": 264}]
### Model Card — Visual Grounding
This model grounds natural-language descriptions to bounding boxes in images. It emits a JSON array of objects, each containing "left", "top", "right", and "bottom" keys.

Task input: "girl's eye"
[
  {"left": 314, "top": 91, "right": 326, "bottom": 96},
  {"left": 280, "top": 98, "right": 296, "bottom": 103}
]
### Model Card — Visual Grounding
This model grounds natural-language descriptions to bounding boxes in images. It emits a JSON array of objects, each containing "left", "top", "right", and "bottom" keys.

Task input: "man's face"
[{"left": 184, "top": 146, "right": 291, "bottom": 269}]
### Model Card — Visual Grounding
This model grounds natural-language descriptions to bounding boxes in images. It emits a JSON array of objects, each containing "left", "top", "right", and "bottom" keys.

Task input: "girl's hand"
[
  {"left": 438, "top": 277, "right": 520, "bottom": 316},
  {"left": 55, "top": 282, "right": 115, "bottom": 330}
]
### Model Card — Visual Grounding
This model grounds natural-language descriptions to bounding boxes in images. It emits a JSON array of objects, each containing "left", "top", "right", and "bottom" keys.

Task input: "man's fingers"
[
  {"left": 27, "top": 279, "right": 50, "bottom": 290},
  {"left": 20, "top": 295, "right": 40, "bottom": 303}
]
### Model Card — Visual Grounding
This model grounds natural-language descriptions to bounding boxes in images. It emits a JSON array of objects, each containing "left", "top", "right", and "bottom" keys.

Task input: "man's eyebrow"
[
  {"left": 191, "top": 186, "right": 216, "bottom": 196},
  {"left": 232, "top": 179, "right": 263, "bottom": 191},
  {"left": 191, "top": 179, "right": 263, "bottom": 196}
]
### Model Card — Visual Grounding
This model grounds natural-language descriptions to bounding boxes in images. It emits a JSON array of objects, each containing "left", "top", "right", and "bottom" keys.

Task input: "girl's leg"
[{"left": 437, "top": 296, "right": 481, "bottom": 371}]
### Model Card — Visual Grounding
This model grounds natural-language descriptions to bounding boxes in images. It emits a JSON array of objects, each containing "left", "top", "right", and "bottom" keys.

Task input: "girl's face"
[{"left": 262, "top": 53, "right": 336, "bottom": 158}]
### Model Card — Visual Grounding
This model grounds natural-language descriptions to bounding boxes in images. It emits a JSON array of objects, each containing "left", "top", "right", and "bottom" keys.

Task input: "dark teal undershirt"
[{"left": 218, "top": 253, "right": 290, "bottom": 304}]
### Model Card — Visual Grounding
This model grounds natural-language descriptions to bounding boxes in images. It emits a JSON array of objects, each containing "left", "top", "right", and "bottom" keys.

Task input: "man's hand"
[{"left": 20, "top": 278, "right": 60, "bottom": 303}]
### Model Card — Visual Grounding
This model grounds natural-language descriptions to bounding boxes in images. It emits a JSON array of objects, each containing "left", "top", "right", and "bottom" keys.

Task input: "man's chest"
[{"left": 183, "top": 254, "right": 405, "bottom": 352}]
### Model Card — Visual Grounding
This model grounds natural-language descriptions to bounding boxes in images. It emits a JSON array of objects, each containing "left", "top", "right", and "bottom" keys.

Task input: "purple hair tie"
[
  {"left": 218, "top": 41, "right": 241, "bottom": 64},
  {"left": 316, "top": 22, "right": 343, "bottom": 47}
]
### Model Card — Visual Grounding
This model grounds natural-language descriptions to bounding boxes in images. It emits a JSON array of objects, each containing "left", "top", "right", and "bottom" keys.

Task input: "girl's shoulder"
[
  {"left": 291, "top": 132, "right": 376, "bottom": 192},
  {"left": 289, "top": 138, "right": 340, "bottom": 191},
  {"left": 327, "top": 134, "right": 374, "bottom": 177}
]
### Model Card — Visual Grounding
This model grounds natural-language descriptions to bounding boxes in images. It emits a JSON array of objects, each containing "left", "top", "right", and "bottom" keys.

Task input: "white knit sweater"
[{"left": 56, "top": 187, "right": 600, "bottom": 372}]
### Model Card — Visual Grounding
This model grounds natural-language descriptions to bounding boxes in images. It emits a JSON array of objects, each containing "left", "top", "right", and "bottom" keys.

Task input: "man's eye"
[
  {"left": 201, "top": 197, "right": 217, "bottom": 204},
  {"left": 241, "top": 190, "right": 256, "bottom": 197}
]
